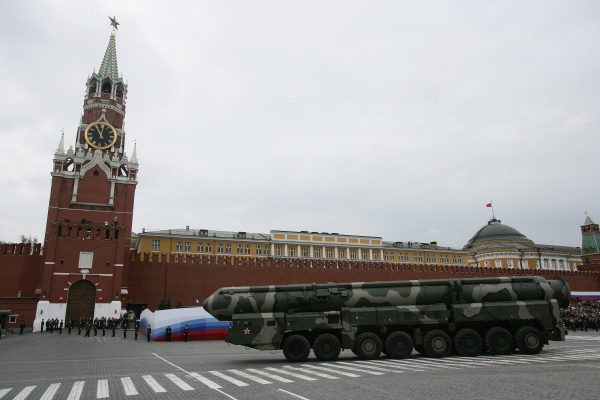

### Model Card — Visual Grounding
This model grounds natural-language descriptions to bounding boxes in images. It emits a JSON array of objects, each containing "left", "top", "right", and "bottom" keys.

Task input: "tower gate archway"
[{"left": 65, "top": 280, "right": 96, "bottom": 323}]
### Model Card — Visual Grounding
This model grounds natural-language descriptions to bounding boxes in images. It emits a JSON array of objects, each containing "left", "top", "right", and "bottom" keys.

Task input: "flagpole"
[{"left": 491, "top": 200, "right": 495, "bottom": 219}]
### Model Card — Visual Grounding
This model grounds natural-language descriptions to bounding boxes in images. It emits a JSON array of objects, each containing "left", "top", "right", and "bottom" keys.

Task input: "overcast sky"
[{"left": 0, "top": 1, "right": 598, "bottom": 249}]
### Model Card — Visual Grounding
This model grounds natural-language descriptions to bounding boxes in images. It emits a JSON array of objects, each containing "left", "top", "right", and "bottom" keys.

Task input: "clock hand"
[{"left": 98, "top": 125, "right": 104, "bottom": 139}]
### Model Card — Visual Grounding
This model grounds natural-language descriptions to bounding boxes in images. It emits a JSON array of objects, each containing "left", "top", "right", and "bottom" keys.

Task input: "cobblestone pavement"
[{"left": 0, "top": 330, "right": 599, "bottom": 400}]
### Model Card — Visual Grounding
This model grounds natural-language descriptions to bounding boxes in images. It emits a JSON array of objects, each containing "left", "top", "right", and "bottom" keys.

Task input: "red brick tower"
[{"left": 34, "top": 22, "right": 138, "bottom": 329}]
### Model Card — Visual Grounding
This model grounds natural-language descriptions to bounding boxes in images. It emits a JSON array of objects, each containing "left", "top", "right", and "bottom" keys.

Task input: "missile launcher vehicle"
[{"left": 203, "top": 276, "right": 570, "bottom": 362}]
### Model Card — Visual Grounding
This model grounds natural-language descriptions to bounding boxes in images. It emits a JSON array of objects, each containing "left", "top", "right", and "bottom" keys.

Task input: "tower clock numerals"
[{"left": 84, "top": 122, "right": 118, "bottom": 150}]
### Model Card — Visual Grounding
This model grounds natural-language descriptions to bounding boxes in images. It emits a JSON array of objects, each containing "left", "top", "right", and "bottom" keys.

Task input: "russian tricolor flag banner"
[{"left": 140, "top": 307, "right": 230, "bottom": 341}]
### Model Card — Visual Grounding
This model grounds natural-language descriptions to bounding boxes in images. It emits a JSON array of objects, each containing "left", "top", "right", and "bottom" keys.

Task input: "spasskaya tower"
[{"left": 35, "top": 17, "right": 139, "bottom": 328}]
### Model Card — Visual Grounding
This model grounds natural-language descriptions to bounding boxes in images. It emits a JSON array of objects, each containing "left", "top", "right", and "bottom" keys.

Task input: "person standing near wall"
[
  {"left": 166, "top": 326, "right": 172, "bottom": 342},
  {"left": 40, "top": 319, "right": 44, "bottom": 333},
  {"left": 147, "top": 325, "right": 152, "bottom": 342},
  {"left": 184, "top": 325, "right": 189, "bottom": 342},
  {"left": 19, "top": 321, "right": 25, "bottom": 335},
  {"left": 59, "top": 319, "right": 63, "bottom": 334}
]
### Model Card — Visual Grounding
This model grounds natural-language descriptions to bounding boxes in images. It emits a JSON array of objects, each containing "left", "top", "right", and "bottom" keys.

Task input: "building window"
[
  {"left": 551, "top": 260, "right": 556, "bottom": 269},
  {"left": 289, "top": 247, "right": 296, "bottom": 257},
  {"left": 543, "top": 260, "right": 548, "bottom": 269},
  {"left": 197, "top": 242, "right": 203, "bottom": 252},
  {"left": 507, "top": 260, "right": 514, "bottom": 268},
  {"left": 276, "top": 247, "right": 283, "bottom": 256},
  {"left": 384, "top": 252, "right": 389, "bottom": 261},
  {"left": 389, "top": 252, "right": 395, "bottom": 261},
  {"left": 185, "top": 242, "right": 191, "bottom": 252},
  {"left": 206, "top": 243, "right": 212, "bottom": 253},
  {"left": 237, "top": 244, "right": 244, "bottom": 254},
  {"left": 373, "top": 251, "right": 379, "bottom": 260},
  {"left": 362, "top": 250, "right": 369, "bottom": 260},
  {"left": 176, "top": 241, "right": 183, "bottom": 252},
  {"left": 314, "top": 248, "right": 321, "bottom": 258},
  {"left": 522, "top": 260, "right": 528, "bottom": 269},
  {"left": 452, "top": 256, "right": 461, "bottom": 264},
  {"left": 558, "top": 260, "right": 563, "bottom": 269},
  {"left": 152, "top": 240, "right": 160, "bottom": 251},
  {"left": 439, "top": 255, "right": 448, "bottom": 263},
  {"left": 535, "top": 260, "right": 540, "bottom": 269},
  {"left": 264, "top": 246, "right": 270, "bottom": 256},
  {"left": 225, "top": 244, "right": 231, "bottom": 253},
  {"left": 9, "top": 315, "right": 17, "bottom": 324},
  {"left": 245, "top": 245, "right": 251, "bottom": 254},
  {"left": 495, "top": 260, "right": 502, "bottom": 268},
  {"left": 302, "top": 248, "right": 309, "bottom": 257},
  {"left": 326, "top": 249, "right": 333, "bottom": 258},
  {"left": 339, "top": 249, "right": 345, "bottom": 259},
  {"left": 484, "top": 261, "right": 490, "bottom": 268},
  {"left": 350, "top": 250, "right": 357, "bottom": 259},
  {"left": 256, "top": 246, "right": 262, "bottom": 255},
  {"left": 413, "top": 254, "right": 423, "bottom": 262},
  {"left": 217, "top": 244, "right": 224, "bottom": 253}
]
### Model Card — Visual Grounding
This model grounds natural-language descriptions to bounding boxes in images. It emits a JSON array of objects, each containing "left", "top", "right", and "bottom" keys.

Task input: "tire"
[
  {"left": 485, "top": 327, "right": 514, "bottom": 355},
  {"left": 454, "top": 329, "right": 483, "bottom": 357},
  {"left": 313, "top": 333, "right": 341, "bottom": 361},
  {"left": 423, "top": 330, "right": 452, "bottom": 358},
  {"left": 354, "top": 332, "right": 382, "bottom": 360},
  {"left": 282, "top": 334, "right": 311, "bottom": 362},
  {"left": 385, "top": 331, "right": 414, "bottom": 359},
  {"left": 515, "top": 326, "right": 544, "bottom": 355}
]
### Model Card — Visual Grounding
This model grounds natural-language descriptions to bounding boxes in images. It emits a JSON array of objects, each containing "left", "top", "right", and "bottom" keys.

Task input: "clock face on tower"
[{"left": 84, "top": 121, "right": 118, "bottom": 149}]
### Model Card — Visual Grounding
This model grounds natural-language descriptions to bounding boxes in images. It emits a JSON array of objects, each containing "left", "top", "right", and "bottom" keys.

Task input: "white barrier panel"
[{"left": 140, "top": 307, "right": 229, "bottom": 341}]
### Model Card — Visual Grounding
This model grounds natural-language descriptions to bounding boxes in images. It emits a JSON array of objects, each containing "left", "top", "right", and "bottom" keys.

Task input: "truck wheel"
[
  {"left": 282, "top": 334, "right": 311, "bottom": 362},
  {"left": 354, "top": 332, "right": 382, "bottom": 359},
  {"left": 454, "top": 329, "right": 482, "bottom": 357},
  {"left": 385, "top": 331, "right": 414, "bottom": 359},
  {"left": 423, "top": 330, "right": 452, "bottom": 358},
  {"left": 313, "top": 333, "right": 341, "bottom": 361},
  {"left": 515, "top": 326, "right": 543, "bottom": 354},
  {"left": 485, "top": 327, "right": 514, "bottom": 355}
]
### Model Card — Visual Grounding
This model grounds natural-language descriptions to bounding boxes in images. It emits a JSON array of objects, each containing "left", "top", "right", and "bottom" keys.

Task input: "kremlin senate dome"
[{"left": 466, "top": 218, "right": 532, "bottom": 247}]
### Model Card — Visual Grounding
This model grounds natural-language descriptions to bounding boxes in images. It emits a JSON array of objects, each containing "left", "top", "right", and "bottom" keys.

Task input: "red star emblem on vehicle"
[{"left": 244, "top": 328, "right": 250, "bottom": 334}]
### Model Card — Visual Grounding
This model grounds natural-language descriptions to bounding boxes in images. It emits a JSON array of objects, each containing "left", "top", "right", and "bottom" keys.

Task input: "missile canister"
[{"left": 203, "top": 275, "right": 570, "bottom": 321}]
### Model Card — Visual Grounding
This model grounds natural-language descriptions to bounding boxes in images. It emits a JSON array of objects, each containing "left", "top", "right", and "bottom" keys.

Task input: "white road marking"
[
  {"left": 348, "top": 361, "right": 404, "bottom": 373},
  {"left": 165, "top": 373, "right": 195, "bottom": 391},
  {"left": 385, "top": 359, "right": 434, "bottom": 370},
  {"left": 246, "top": 368, "right": 294, "bottom": 383},
  {"left": 282, "top": 366, "right": 340, "bottom": 379},
  {"left": 0, "top": 389, "right": 11, "bottom": 399},
  {"left": 120, "top": 377, "right": 138, "bottom": 396},
  {"left": 189, "top": 372, "right": 222, "bottom": 389},
  {"left": 40, "top": 383, "right": 60, "bottom": 400},
  {"left": 362, "top": 360, "right": 426, "bottom": 372},
  {"left": 321, "top": 362, "right": 385, "bottom": 375},
  {"left": 142, "top": 375, "right": 166, "bottom": 393},
  {"left": 66, "top": 381, "right": 85, "bottom": 400},
  {"left": 278, "top": 389, "right": 312, "bottom": 400},
  {"left": 428, "top": 358, "right": 480, "bottom": 368},
  {"left": 265, "top": 367, "right": 318, "bottom": 381},
  {"left": 299, "top": 364, "right": 361, "bottom": 377},
  {"left": 208, "top": 371, "right": 249, "bottom": 387},
  {"left": 227, "top": 370, "right": 272, "bottom": 384},
  {"left": 406, "top": 359, "right": 457, "bottom": 369},
  {"left": 12, "top": 386, "right": 35, "bottom": 400},
  {"left": 96, "top": 379, "right": 109, "bottom": 399}
]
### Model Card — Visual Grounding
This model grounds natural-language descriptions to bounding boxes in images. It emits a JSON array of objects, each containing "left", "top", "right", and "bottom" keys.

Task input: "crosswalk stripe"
[
  {"left": 142, "top": 376, "right": 166, "bottom": 393},
  {"left": 0, "top": 389, "right": 11, "bottom": 399},
  {"left": 97, "top": 379, "right": 109, "bottom": 399},
  {"left": 165, "top": 374, "right": 195, "bottom": 391},
  {"left": 476, "top": 356, "right": 529, "bottom": 364},
  {"left": 66, "top": 381, "right": 85, "bottom": 400},
  {"left": 264, "top": 367, "right": 318, "bottom": 381},
  {"left": 283, "top": 366, "right": 340, "bottom": 379},
  {"left": 40, "top": 383, "right": 60, "bottom": 400},
  {"left": 427, "top": 358, "right": 480, "bottom": 368},
  {"left": 362, "top": 360, "right": 426, "bottom": 372},
  {"left": 347, "top": 361, "right": 404, "bottom": 373},
  {"left": 384, "top": 359, "right": 433, "bottom": 370},
  {"left": 406, "top": 359, "right": 457, "bottom": 369},
  {"left": 189, "top": 372, "right": 222, "bottom": 389},
  {"left": 246, "top": 368, "right": 294, "bottom": 383},
  {"left": 120, "top": 377, "right": 138, "bottom": 396},
  {"left": 299, "top": 364, "right": 361, "bottom": 377},
  {"left": 208, "top": 371, "right": 249, "bottom": 387},
  {"left": 12, "top": 386, "right": 35, "bottom": 400},
  {"left": 228, "top": 370, "right": 272, "bottom": 384},
  {"left": 321, "top": 362, "right": 385, "bottom": 375}
]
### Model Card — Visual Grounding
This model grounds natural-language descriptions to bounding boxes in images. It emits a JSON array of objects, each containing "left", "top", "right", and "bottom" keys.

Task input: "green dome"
[{"left": 467, "top": 219, "right": 530, "bottom": 245}]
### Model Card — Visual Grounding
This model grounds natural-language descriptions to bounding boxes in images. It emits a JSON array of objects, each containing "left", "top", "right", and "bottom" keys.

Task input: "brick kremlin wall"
[{"left": 127, "top": 253, "right": 600, "bottom": 309}]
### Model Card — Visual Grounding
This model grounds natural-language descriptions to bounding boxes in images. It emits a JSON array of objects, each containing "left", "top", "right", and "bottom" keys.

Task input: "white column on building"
[
  {"left": 270, "top": 243, "right": 275, "bottom": 256},
  {"left": 346, "top": 248, "right": 350, "bottom": 260},
  {"left": 284, "top": 244, "right": 288, "bottom": 257},
  {"left": 322, "top": 246, "right": 326, "bottom": 259},
  {"left": 369, "top": 249, "right": 373, "bottom": 260},
  {"left": 310, "top": 245, "right": 314, "bottom": 257},
  {"left": 298, "top": 245, "right": 301, "bottom": 257},
  {"left": 334, "top": 247, "right": 339, "bottom": 259}
]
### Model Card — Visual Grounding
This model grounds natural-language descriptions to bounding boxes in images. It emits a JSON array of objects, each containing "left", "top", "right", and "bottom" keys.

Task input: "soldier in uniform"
[
  {"left": 46, "top": 319, "right": 50, "bottom": 333},
  {"left": 134, "top": 325, "right": 138, "bottom": 340},
  {"left": 123, "top": 326, "right": 127, "bottom": 339},
  {"left": 19, "top": 321, "right": 25, "bottom": 335},
  {"left": 40, "top": 319, "right": 44, "bottom": 333},
  {"left": 59, "top": 319, "right": 63, "bottom": 334},
  {"left": 147, "top": 325, "right": 152, "bottom": 342},
  {"left": 166, "top": 326, "right": 172, "bottom": 342},
  {"left": 85, "top": 324, "right": 91, "bottom": 337},
  {"left": 184, "top": 325, "right": 189, "bottom": 342},
  {"left": 112, "top": 323, "right": 116, "bottom": 337}
]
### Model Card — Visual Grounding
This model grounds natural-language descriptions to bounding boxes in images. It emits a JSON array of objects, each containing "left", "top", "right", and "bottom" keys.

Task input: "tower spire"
[{"left": 98, "top": 29, "right": 119, "bottom": 80}]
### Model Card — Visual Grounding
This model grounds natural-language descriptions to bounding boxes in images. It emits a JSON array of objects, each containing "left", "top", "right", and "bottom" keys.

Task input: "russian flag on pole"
[{"left": 486, "top": 203, "right": 492, "bottom": 207}]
